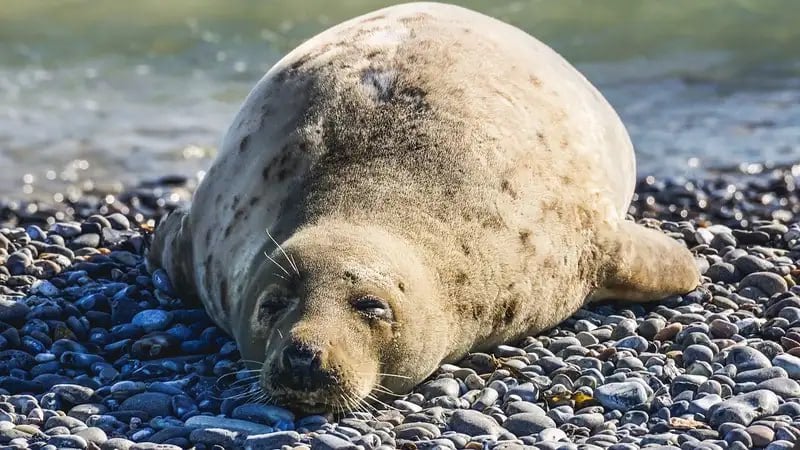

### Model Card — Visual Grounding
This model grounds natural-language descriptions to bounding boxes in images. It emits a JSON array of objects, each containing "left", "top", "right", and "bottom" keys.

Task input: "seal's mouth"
[{"left": 270, "top": 389, "right": 340, "bottom": 414}]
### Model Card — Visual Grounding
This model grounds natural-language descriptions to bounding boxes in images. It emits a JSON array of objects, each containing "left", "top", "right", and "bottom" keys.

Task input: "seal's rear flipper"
[
  {"left": 145, "top": 208, "right": 198, "bottom": 301},
  {"left": 591, "top": 220, "right": 700, "bottom": 302}
]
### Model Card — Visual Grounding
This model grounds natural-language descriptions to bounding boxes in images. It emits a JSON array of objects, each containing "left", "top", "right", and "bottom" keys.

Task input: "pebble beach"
[{"left": 0, "top": 163, "right": 798, "bottom": 450}]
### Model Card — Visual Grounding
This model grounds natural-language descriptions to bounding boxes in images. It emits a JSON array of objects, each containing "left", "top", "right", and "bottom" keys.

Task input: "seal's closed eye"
[
  {"left": 352, "top": 295, "right": 393, "bottom": 321},
  {"left": 257, "top": 288, "right": 294, "bottom": 321}
]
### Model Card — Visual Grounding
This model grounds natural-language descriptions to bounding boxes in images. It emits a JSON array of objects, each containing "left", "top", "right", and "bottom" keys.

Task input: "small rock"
[
  {"left": 184, "top": 415, "right": 273, "bottom": 435},
  {"left": 449, "top": 409, "right": 502, "bottom": 436},
  {"left": 739, "top": 272, "right": 787, "bottom": 296},
  {"left": 773, "top": 353, "right": 800, "bottom": 378},
  {"left": 131, "top": 310, "right": 173, "bottom": 333},
  {"left": 595, "top": 382, "right": 648, "bottom": 412},
  {"left": 311, "top": 433, "right": 359, "bottom": 450},
  {"left": 723, "top": 346, "right": 772, "bottom": 371},
  {"left": 502, "top": 412, "right": 556, "bottom": 436},
  {"left": 244, "top": 431, "right": 301, "bottom": 449},
  {"left": 119, "top": 392, "right": 173, "bottom": 418},
  {"left": 420, "top": 378, "right": 460, "bottom": 398},
  {"left": 709, "top": 390, "right": 779, "bottom": 428}
]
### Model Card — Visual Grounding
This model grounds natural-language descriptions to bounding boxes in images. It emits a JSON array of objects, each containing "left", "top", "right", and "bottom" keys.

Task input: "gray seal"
[{"left": 148, "top": 2, "right": 699, "bottom": 413}]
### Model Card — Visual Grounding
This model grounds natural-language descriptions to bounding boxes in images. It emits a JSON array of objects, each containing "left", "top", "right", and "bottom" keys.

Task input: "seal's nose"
[{"left": 278, "top": 342, "right": 332, "bottom": 390}]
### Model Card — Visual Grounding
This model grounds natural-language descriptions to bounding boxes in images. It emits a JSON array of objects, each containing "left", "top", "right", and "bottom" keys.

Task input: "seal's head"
[{"left": 234, "top": 221, "right": 452, "bottom": 414}]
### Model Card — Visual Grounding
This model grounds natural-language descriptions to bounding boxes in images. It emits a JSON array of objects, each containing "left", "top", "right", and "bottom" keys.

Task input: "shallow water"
[{"left": 1, "top": 0, "right": 799, "bottom": 200}]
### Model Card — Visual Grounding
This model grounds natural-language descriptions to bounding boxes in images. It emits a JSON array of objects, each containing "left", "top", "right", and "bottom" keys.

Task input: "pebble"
[
  {"left": 232, "top": 404, "right": 295, "bottom": 426},
  {"left": 723, "top": 346, "right": 772, "bottom": 371},
  {"left": 449, "top": 409, "right": 502, "bottom": 436},
  {"left": 184, "top": 415, "right": 274, "bottom": 435},
  {"left": 773, "top": 353, "right": 800, "bottom": 378},
  {"left": 739, "top": 272, "right": 788, "bottom": 296},
  {"left": 244, "top": 431, "right": 301, "bottom": 449},
  {"left": 131, "top": 310, "right": 173, "bottom": 333},
  {"left": 709, "top": 390, "right": 780, "bottom": 428},
  {"left": 595, "top": 382, "right": 648, "bottom": 412},
  {"left": 420, "top": 378, "right": 460, "bottom": 398},
  {"left": 119, "top": 392, "right": 173, "bottom": 418},
  {"left": 502, "top": 412, "right": 557, "bottom": 436}
]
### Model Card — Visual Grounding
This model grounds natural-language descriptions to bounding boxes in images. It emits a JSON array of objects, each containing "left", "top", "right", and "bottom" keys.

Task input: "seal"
[{"left": 147, "top": 2, "right": 700, "bottom": 413}]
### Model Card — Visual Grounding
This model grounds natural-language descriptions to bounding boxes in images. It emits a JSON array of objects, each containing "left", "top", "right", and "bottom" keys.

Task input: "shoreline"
[{"left": 0, "top": 164, "right": 799, "bottom": 449}]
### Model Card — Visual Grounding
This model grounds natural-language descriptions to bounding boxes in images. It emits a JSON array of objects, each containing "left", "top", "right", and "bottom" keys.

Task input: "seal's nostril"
[
  {"left": 282, "top": 343, "right": 317, "bottom": 372},
  {"left": 278, "top": 342, "right": 330, "bottom": 390}
]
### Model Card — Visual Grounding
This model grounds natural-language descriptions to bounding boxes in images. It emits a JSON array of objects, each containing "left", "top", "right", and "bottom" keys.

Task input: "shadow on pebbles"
[{"left": 1, "top": 164, "right": 800, "bottom": 450}]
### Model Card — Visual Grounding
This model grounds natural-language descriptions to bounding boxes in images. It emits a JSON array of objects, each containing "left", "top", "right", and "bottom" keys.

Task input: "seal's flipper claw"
[{"left": 591, "top": 220, "right": 700, "bottom": 303}]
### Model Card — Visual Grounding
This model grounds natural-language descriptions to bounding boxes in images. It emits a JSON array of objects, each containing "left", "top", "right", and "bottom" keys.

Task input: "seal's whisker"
[
  {"left": 227, "top": 376, "right": 261, "bottom": 389},
  {"left": 274, "top": 272, "right": 288, "bottom": 281},
  {"left": 371, "top": 384, "right": 404, "bottom": 398},
  {"left": 287, "top": 254, "right": 300, "bottom": 275},
  {"left": 264, "top": 250, "right": 291, "bottom": 276},
  {"left": 237, "top": 359, "right": 266, "bottom": 367},
  {"left": 214, "top": 370, "right": 245, "bottom": 387},
  {"left": 352, "top": 399, "right": 374, "bottom": 419},
  {"left": 365, "top": 393, "right": 397, "bottom": 412},
  {"left": 374, "top": 372, "right": 411, "bottom": 380},
  {"left": 343, "top": 392, "right": 374, "bottom": 419},
  {"left": 210, "top": 382, "right": 261, "bottom": 401},
  {"left": 266, "top": 228, "right": 299, "bottom": 275}
]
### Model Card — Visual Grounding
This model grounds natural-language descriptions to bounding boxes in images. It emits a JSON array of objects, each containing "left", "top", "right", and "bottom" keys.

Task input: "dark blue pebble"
[
  {"left": 89, "top": 328, "right": 109, "bottom": 346},
  {"left": 152, "top": 268, "right": 175, "bottom": 296},
  {"left": 28, "top": 303, "right": 62, "bottom": 320},
  {"left": 132, "top": 309, "right": 173, "bottom": 332},
  {"left": 181, "top": 340, "right": 212, "bottom": 354},
  {"left": 101, "top": 282, "right": 129, "bottom": 296},
  {"left": 30, "top": 361, "right": 61, "bottom": 377},
  {"left": 166, "top": 323, "right": 194, "bottom": 341},
  {"left": 171, "top": 309, "right": 211, "bottom": 324},
  {"left": 61, "top": 351, "right": 104, "bottom": 369},
  {"left": 25, "top": 225, "right": 46, "bottom": 241},
  {"left": 21, "top": 335, "right": 46, "bottom": 354},
  {"left": 109, "top": 323, "right": 144, "bottom": 340},
  {"left": 0, "top": 349, "right": 36, "bottom": 372},
  {"left": 76, "top": 293, "right": 109, "bottom": 311},
  {"left": 172, "top": 394, "right": 199, "bottom": 419},
  {"left": 28, "top": 330, "right": 52, "bottom": 347},
  {"left": 103, "top": 338, "right": 132, "bottom": 355},
  {"left": 297, "top": 415, "right": 328, "bottom": 429},
  {"left": 50, "top": 338, "right": 87, "bottom": 355},
  {"left": 0, "top": 376, "right": 44, "bottom": 394},
  {"left": 149, "top": 382, "right": 186, "bottom": 396}
]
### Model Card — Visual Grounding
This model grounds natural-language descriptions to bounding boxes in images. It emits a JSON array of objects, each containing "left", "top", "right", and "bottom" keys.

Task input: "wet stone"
[
  {"left": 184, "top": 415, "right": 273, "bottom": 435},
  {"left": 723, "top": 346, "right": 772, "bottom": 371},
  {"left": 189, "top": 427, "right": 239, "bottom": 448},
  {"left": 118, "top": 392, "right": 173, "bottom": 418},
  {"left": 419, "top": 378, "right": 460, "bottom": 399},
  {"left": 773, "top": 353, "right": 800, "bottom": 378},
  {"left": 244, "top": 431, "right": 301, "bottom": 449},
  {"left": 311, "top": 433, "right": 359, "bottom": 450},
  {"left": 756, "top": 377, "right": 800, "bottom": 397},
  {"left": 231, "top": 404, "right": 294, "bottom": 426},
  {"left": 449, "top": 409, "right": 502, "bottom": 436},
  {"left": 595, "top": 382, "right": 648, "bottom": 412},
  {"left": 709, "top": 390, "right": 780, "bottom": 428},
  {"left": 739, "top": 272, "right": 788, "bottom": 296},
  {"left": 503, "top": 412, "right": 556, "bottom": 437}
]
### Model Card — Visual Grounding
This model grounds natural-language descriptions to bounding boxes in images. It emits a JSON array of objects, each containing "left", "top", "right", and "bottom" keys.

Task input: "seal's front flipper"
[
  {"left": 591, "top": 220, "right": 700, "bottom": 302},
  {"left": 145, "top": 208, "right": 198, "bottom": 300}
]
